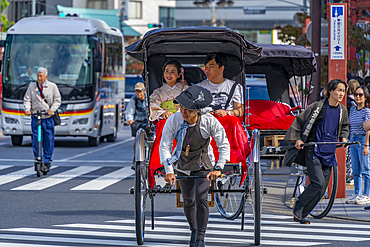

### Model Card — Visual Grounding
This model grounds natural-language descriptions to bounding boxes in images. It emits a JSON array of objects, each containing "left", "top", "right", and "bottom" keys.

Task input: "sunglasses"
[{"left": 354, "top": 93, "right": 364, "bottom": 97}]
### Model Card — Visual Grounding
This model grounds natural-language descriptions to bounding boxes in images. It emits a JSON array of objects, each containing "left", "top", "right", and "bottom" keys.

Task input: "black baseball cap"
[{"left": 174, "top": 85, "right": 213, "bottom": 110}]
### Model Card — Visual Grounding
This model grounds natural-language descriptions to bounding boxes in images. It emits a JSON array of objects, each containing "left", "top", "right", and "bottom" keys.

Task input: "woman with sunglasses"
[{"left": 346, "top": 85, "right": 370, "bottom": 204}]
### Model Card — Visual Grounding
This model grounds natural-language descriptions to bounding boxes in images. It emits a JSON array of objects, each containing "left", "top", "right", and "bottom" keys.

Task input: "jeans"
[
  {"left": 350, "top": 134, "right": 370, "bottom": 196},
  {"left": 31, "top": 116, "right": 55, "bottom": 163}
]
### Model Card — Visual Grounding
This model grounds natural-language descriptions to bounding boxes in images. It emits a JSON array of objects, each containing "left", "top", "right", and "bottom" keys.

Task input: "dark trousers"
[
  {"left": 177, "top": 169, "right": 210, "bottom": 240},
  {"left": 299, "top": 147, "right": 332, "bottom": 217},
  {"left": 31, "top": 116, "right": 55, "bottom": 163}
]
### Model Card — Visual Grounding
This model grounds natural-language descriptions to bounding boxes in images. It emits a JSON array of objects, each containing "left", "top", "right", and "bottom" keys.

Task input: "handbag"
[{"left": 36, "top": 83, "right": 61, "bottom": 126}]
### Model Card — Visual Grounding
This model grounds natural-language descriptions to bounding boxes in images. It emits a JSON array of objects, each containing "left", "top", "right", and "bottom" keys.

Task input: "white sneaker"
[
  {"left": 346, "top": 195, "right": 359, "bottom": 204},
  {"left": 356, "top": 195, "right": 370, "bottom": 204}
]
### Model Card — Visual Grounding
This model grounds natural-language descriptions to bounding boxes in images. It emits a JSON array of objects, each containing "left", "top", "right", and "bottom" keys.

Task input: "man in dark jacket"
[{"left": 284, "top": 79, "right": 349, "bottom": 224}]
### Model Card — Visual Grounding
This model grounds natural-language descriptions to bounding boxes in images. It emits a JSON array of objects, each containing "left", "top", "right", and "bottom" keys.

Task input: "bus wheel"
[
  {"left": 11, "top": 135, "right": 23, "bottom": 146},
  {"left": 88, "top": 136, "right": 100, "bottom": 146},
  {"left": 107, "top": 127, "right": 117, "bottom": 142}
]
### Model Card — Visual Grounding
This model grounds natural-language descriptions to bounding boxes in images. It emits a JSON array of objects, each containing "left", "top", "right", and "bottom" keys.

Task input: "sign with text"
[{"left": 330, "top": 5, "right": 345, "bottom": 60}]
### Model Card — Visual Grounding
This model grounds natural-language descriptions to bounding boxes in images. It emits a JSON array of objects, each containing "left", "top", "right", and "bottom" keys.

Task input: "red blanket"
[
  {"left": 246, "top": 115, "right": 296, "bottom": 130},
  {"left": 148, "top": 115, "right": 251, "bottom": 189}
]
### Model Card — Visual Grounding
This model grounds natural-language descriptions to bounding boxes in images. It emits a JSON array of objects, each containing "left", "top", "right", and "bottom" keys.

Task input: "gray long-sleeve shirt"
[{"left": 23, "top": 80, "right": 61, "bottom": 118}]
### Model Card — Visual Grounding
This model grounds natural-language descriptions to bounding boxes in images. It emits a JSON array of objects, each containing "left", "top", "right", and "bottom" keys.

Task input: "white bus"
[{"left": 1, "top": 16, "right": 125, "bottom": 146}]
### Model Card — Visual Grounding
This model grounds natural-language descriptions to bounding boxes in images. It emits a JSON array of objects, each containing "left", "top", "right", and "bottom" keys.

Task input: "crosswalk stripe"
[
  {"left": 0, "top": 228, "right": 328, "bottom": 246},
  {"left": 158, "top": 215, "right": 370, "bottom": 229},
  {"left": 55, "top": 222, "right": 370, "bottom": 242},
  {"left": 0, "top": 165, "right": 12, "bottom": 171},
  {"left": 11, "top": 166, "right": 101, "bottom": 190},
  {"left": 106, "top": 219, "right": 370, "bottom": 236},
  {"left": 0, "top": 243, "right": 68, "bottom": 247},
  {"left": 0, "top": 233, "right": 172, "bottom": 246},
  {"left": 70, "top": 167, "right": 134, "bottom": 190},
  {"left": 0, "top": 167, "right": 58, "bottom": 186}
]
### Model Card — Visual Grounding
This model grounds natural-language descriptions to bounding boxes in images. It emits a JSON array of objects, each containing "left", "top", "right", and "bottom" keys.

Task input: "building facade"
[
  {"left": 4, "top": 0, "right": 175, "bottom": 37},
  {"left": 175, "top": 0, "right": 309, "bottom": 43}
]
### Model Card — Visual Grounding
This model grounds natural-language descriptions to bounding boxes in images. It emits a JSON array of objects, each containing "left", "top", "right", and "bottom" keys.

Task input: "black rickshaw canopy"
[
  {"left": 126, "top": 26, "right": 262, "bottom": 94},
  {"left": 245, "top": 43, "right": 317, "bottom": 105}
]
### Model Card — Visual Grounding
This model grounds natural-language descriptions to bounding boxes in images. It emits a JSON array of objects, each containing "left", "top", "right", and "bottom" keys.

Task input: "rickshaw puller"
[{"left": 160, "top": 86, "right": 230, "bottom": 247}]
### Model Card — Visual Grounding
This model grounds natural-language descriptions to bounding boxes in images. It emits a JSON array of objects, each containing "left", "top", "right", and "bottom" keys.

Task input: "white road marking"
[
  {"left": 59, "top": 138, "right": 133, "bottom": 161},
  {"left": 0, "top": 167, "right": 57, "bottom": 186},
  {"left": 11, "top": 166, "right": 100, "bottom": 190},
  {"left": 71, "top": 167, "right": 134, "bottom": 190}
]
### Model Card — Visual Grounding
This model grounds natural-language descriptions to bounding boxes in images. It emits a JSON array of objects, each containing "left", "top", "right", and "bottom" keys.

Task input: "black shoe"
[
  {"left": 195, "top": 239, "right": 205, "bottom": 247},
  {"left": 293, "top": 214, "right": 311, "bottom": 224},
  {"left": 45, "top": 162, "right": 51, "bottom": 168},
  {"left": 190, "top": 231, "right": 196, "bottom": 247},
  {"left": 365, "top": 205, "right": 370, "bottom": 210},
  {"left": 293, "top": 200, "right": 304, "bottom": 218}
]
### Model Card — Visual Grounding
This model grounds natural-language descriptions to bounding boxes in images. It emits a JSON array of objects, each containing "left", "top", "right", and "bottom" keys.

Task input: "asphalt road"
[{"left": 0, "top": 126, "right": 370, "bottom": 246}]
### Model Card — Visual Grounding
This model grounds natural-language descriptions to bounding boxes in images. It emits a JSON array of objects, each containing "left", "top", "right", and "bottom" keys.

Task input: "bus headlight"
[
  {"left": 72, "top": 118, "right": 88, "bottom": 125},
  {"left": 5, "top": 117, "right": 19, "bottom": 124}
]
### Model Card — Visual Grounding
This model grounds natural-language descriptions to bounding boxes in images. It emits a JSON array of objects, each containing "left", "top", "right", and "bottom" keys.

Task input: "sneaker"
[
  {"left": 346, "top": 195, "right": 360, "bottom": 204},
  {"left": 364, "top": 205, "right": 370, "bottom": 210},
  {"left": 356, "top": 195, "right": 370, "bottom": 204}
]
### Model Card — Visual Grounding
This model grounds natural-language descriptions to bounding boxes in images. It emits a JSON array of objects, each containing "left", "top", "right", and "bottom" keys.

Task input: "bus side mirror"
[{"left": 91, "top": 38, "right": 102, "bottom": 73}]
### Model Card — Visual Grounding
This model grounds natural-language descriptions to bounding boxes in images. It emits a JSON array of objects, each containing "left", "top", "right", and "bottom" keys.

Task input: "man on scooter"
[{"left": 24, "top": 67, "right": 61, "bottom": 170}]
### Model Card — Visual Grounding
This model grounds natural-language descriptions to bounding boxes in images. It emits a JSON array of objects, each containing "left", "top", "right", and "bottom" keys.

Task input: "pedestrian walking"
[
  {"left": 284, "top": 79, "right": 349, "bottom": 224},
  {"left": 345, "top": 85, "right": 370, "bottom": 204}
]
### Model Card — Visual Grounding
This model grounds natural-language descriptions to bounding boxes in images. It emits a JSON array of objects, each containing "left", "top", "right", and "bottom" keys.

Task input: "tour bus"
[{"left": 1, "top": 16, "right": 125, "bottom": 146}]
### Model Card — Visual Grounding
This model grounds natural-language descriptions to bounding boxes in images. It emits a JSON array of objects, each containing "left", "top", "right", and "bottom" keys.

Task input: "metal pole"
[
  {"left": 309, "top": 0, "right": 321, "bottom": 104},
  {"left": 32, "top": 0, "right": 36, "bottom": 17}
]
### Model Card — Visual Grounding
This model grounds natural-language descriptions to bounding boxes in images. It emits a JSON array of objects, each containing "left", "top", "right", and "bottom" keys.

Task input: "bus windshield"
[{"left": 3, "top": 35, "right": 93, "bottom": 102}]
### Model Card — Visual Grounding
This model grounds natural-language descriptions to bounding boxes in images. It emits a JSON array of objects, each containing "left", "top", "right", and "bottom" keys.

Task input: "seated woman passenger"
[
  {"left": 149, "top": 60, "right": 189, "bottom": 121},
  {"left": 197, "top": 52, "right": 244, "bottom": 118}
]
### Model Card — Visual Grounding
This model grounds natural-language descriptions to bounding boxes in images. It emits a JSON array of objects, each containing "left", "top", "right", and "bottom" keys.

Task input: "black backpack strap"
[{"left": 224, "top": 82, "right": 238, "bottom": 110}]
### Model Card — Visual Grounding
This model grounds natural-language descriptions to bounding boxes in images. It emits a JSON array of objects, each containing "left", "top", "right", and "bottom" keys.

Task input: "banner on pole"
[{"left": 330, "top": 5, "right": 345, "bottom": 60}]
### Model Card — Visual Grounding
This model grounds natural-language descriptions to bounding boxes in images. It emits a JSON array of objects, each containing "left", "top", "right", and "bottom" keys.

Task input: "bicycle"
[
  {"left": 262, "top": 141, "right": 360, "bottom": 219},
  {"left": 30, "top": 110, "right": 51, "bottom": 177}
]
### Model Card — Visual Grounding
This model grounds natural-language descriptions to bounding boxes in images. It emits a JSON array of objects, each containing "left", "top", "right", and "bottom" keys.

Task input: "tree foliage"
[
  {"left": 1, "top": 0, "right": 13, "bottom": 32},
  {"left": 275, "top": 11, "right": 370, "bottom": 84}
]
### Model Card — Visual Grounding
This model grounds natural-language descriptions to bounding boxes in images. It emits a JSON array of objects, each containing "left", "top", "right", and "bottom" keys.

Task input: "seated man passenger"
[
  {"left": 197, "top": 52, "right": 244, "bottom": 118},
  {"left": 20, "top": 65, "right": 37, "bottom": 81}
]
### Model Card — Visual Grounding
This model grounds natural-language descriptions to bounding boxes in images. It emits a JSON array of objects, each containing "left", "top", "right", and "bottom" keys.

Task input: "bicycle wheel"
[
  {"left": 250, "top": 161, "right": 262, "bottom": 246},
  {"left": 215, "top": 165, "right": 245, "bottom": 220},
  {"left": 135, "top": 160, "right": 147, "bottom": 245},
  {"left": 310, "top": 165, "right": 338, "bottom": 219}
]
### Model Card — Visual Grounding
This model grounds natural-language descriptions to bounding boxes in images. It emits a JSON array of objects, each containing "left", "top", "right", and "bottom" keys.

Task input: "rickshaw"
[{"left": 126, "top": 26, "right": 264, "bottom": 246}]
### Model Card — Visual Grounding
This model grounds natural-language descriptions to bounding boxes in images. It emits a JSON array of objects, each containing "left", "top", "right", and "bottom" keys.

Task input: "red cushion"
[{"left": 248, "top": 100, "right": 292, "bottom": 119}]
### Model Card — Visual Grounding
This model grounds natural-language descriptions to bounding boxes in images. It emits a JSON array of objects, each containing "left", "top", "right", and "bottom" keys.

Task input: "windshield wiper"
[
  {"left": 56, "top": 83, "right": 82, "bottom": 92},
  {"left": 13, "top": 79, "right": 37, "bottom": 92}
]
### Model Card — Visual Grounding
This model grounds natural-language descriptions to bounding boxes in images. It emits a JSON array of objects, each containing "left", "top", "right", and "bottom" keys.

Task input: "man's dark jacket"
[{"left": 283, "top": 99, "right": 349, "bottom": 166}]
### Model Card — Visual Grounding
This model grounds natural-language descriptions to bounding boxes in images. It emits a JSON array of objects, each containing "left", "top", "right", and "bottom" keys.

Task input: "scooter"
[{"left": 31, "top": 110, "right": 50, "bottom": 177}]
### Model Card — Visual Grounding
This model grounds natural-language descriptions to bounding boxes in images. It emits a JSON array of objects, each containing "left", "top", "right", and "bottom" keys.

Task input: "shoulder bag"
[{"left": 36, "top": 83, "right": 61, "bottom": 126}]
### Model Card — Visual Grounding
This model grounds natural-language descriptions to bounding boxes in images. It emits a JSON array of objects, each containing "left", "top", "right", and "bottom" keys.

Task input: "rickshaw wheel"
[
  {"left": 310, "top": 165, "right": 338, "bottom": 219},
  {"left": 250, "top": 160, "right": 262, "bottom": 246},
  {"left": 135, "top": 160, "right": 147, "bottom": 245},
  {"left": 215, "top": 164, "right": 245, "bottom": 220}
]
